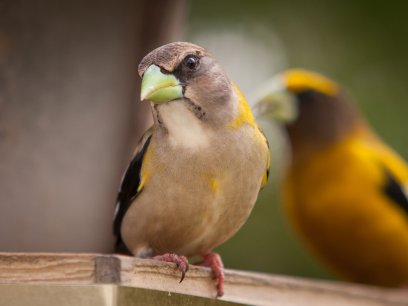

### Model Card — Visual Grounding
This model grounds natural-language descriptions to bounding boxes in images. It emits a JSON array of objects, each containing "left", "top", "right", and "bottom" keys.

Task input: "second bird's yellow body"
[{"left": 283, "top": 123, "right": 408, "bottom": 286}]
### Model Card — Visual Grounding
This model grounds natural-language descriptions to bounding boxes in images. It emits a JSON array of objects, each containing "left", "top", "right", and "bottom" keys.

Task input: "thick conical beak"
[
  {"left": 140, "top": 65, "right": 183, "bottom": 103},
  {"left": 253, "top": 89, "right": 299, "bottom": 123},
  {"left": 252, "top": 75, "right": 299, "bottom": 123}
]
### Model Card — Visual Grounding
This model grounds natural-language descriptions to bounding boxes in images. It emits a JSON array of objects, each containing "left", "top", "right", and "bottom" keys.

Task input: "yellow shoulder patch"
[
  {"left": 284, "top": 69, "right": 339, "bottom": 96},
  {"left": 228, "top": 83, "right": 258, "bottom": 129},
  {"left": 137, "top": 141, "right": 154, "bottom": 193},
  {"left": 137, "top": 176, "right": 146, "bottom": 193},
  {"left": 227, "top": 82, "right": 271, "bottom": 190}
]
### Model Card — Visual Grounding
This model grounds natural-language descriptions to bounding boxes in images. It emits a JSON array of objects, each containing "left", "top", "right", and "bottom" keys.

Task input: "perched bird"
[
  {"left": 254, "top": 69, "right": 408, "bottom": 287},
  {"left": 113, "top": 42, "right": 270, "bottom": 297}
]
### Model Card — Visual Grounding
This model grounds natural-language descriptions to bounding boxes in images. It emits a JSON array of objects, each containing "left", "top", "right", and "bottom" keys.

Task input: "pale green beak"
[
  {"left": 140, "top": 65, "right": 183, "bottom": 103},
  {"left": 252, "top": 76, "right": 299, "bottom": 123},
  {"left": 253, "top": 90, "right": 299, "bottom": 123}
]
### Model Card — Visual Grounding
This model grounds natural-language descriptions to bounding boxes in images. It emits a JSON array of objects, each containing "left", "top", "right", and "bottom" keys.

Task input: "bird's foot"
[
  {"left": 197, "top": 252, "right": 225, "bottom": 297},
  {"left": 152, "top": 253, "right": 189, "bottom": 283}
]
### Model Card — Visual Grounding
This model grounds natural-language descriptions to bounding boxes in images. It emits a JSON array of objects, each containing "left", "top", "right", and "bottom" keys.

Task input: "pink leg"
[
  {"left": 153, "top": 253, "right": 189, "bottom": 282},
  {"left": 197, "top": 252, "right": 225, "bottom": 297}
]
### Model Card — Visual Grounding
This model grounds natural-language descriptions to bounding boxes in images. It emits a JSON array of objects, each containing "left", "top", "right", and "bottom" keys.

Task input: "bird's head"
[
  {"left": 254, "top": 69, "right": 358, "bottom": 148},
  {"left": 138, "top": 42, "right": 237, "bottom": 128}
]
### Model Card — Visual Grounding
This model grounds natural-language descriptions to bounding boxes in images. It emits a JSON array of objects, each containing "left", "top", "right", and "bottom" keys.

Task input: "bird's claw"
[
  {"left": 197, "top": 252, "right": 225, "bottom": 297},
  {"left": 178, "top": 259, "right": 189, "bottom": 283},
  {"left": 152, "top": 253, "right": 189, "bottom": 283}
]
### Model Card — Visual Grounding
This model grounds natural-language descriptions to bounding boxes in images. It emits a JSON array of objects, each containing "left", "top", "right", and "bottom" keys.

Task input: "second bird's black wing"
[
  {"left": 113, "top": 128, "right": 153, "bottom": 252},
  {"left": 383, "top": 168, "right": 408, "bottom": 215}
]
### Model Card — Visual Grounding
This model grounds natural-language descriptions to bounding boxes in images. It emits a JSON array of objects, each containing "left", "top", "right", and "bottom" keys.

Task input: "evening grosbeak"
[
  {"left": 113, "top": 42, "right": 270, "bottom": 297},
  {"left": 254, "top": 69, "right": 408, "bottom": 287}
]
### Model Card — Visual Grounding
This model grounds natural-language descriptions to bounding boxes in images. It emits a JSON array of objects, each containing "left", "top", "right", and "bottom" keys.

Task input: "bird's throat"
[{"left": 155, "top": 101, "right": 210, "bottom": 150}]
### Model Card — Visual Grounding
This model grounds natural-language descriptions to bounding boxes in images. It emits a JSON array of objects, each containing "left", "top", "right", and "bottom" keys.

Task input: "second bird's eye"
[{"left": 183, "top": 56, "right": 200, "bottom": 70}]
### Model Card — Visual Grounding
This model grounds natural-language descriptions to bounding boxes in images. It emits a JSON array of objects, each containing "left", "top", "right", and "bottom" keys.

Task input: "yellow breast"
[{"left": 283, "top": 125, "right": 408, "bottom": 286}]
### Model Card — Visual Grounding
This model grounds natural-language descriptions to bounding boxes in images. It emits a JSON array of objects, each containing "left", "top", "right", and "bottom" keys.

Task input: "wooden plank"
[
  {"left": 0, "top": 253, "right": 96, "bottom": 284},
  {"left": 117, "top": 255, "right": 408, "bottom": 306},
  {"left": 0, "top": 284, "right": 116, "bottom": 306},
  {"left": 0, "top": 252, "right": 407, "bottom": 306},
  {"left": 118, "top": 287, "right": 241, "bottom": 306}
]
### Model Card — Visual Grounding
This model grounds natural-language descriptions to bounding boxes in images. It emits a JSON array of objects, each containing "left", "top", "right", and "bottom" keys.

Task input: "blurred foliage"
[{"left": 187, "top": 0, "right": 408, "bottom": 281}]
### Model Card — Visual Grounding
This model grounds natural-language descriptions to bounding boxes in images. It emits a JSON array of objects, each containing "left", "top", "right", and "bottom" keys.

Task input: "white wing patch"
[{"left": 113, "top": 202, "right": 120, "bottom": 220}]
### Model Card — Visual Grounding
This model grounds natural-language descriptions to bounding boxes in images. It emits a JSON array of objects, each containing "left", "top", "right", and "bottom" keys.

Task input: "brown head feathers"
[{"left": 138, "top": 42, "right": 208, "bottom": 76}]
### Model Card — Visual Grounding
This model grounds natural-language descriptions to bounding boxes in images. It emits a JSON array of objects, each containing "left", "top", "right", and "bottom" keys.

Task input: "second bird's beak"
[
  {"left": 253, "top": 90, "right": 299, "bottom": 123},
  {"left": 140, "top": 65, "right": 183, "bottom": 104}
]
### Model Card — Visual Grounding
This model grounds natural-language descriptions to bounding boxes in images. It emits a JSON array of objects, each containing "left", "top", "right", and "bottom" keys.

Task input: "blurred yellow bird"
[{"left": 254, "top": 69, "right": 408, "bottom": 287}]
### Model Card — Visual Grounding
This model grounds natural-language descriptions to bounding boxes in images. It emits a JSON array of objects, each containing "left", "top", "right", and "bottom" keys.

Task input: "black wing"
[
  {"left": 383, "top": 169, "right": 408, "bottom": 215},
  {"left": 113, "top": 129, "right": 152, "bottom": 250}
]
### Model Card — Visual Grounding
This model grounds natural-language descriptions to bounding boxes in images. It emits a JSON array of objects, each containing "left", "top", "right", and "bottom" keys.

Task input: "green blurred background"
[{"left": 186, "top": 0, "right": 408, "bottom": 281}]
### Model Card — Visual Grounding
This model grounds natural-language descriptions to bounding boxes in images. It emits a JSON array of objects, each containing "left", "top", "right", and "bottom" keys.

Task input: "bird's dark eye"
[{"left": 183, "top": 55, "right": 200, "bottom": 70}]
